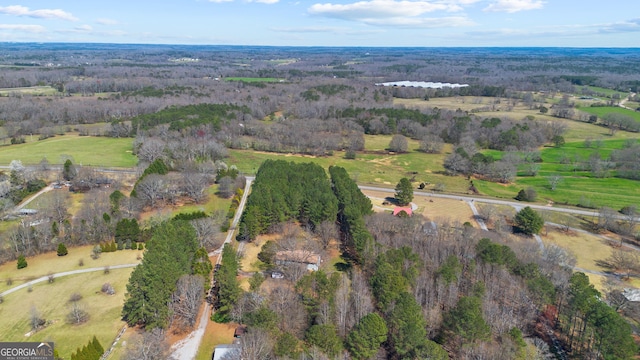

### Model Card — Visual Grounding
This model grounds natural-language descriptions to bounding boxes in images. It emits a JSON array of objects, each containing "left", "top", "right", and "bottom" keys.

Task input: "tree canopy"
[
  {"left": 394, "top": 177, "right": 414, "bottom": 206},
  {"left": 121, "top": 220, "right": 199, "bottom": 329},
  {"left": 514, "top": 206, "right": 544, "bottom": 235}
]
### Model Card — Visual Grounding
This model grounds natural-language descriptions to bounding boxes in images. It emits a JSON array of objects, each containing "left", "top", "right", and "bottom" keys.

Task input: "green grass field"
[
  {"left": 0, "top": 135, "right": 136, "bottom": 167},
  {"left": 581, "top": 86, "right": 629, "bottom": 99},
  {"left": 224, "top": 77, "right": 283, "bottom": 83},
  {"left": 0, "top": 86, "right": 59, "bottom": 96},
  {"left": 159, "top": 184, "right": 232, "bottom": 221},
  {"left": 0, "top": 268, "right": 133, "bottom": 358},
  {"left": 577, "top": 106, "right": 640, "bottom": 122},
  {"left": 477, "top": 139, "right": 640, "bottom": 210}
]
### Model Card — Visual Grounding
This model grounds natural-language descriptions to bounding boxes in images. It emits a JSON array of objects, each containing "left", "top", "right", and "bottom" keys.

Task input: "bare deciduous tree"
[
  {"left": 419, "top": 134, "right": 444, "bottom": 154},
  {"left": 388, "top": 134, "right": 409, "bottom": 153},
  {"left": 191, "top": 215, "right": 224, "bottom": 250},
  {"left": 170, "top": 275, "right": 204, "bottom": 332},
  {"left": 181, "top": 172, "right": 209, "bottom": 203},
  {"left": 136, "top": 174, "right": 167, "bottom": 208},
  {"left": 29, "top": 306, "right": 45, "bottom": 331},
  {"left": 269, "top": 285, "right": 307, "bottom": 337},
  {"left": 315, "top": 220, "right": 338, "bottom": 250},
  {"left": 237, "top": 328, "right": 273, "bottom": 360},
  {"left": 547, "top": 174, "right": 562, "bottom": 191},
  {"left": 607, "top": 248, "right": 639, "bottom": 279},
  {"left": 598, "top": 206, "right": 618, "bottom": 233},
  {"left": 123, "top": 328, "right": 173, "bottom": 360},
  {"left": 348, "top": 270, "right": 374, "bottom": 330},
  {"left": 66, "top": 301, "right": 90, "bottom": 325}
]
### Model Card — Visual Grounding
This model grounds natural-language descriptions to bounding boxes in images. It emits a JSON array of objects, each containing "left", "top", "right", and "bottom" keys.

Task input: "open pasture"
[
  {"left": 477, "top": 139, "right": 640, "bottom": 210},
  {"left": 0, "top": 135, "right": 136, "bottom": 167},
  {"left": 577, "top": 106, "right": 640, "bottom": 122},
  {"left": 542, "top": 227, "right": 613, "bottom": 275},
  {"left": 580, "top": 86, "right": 630, "bottom": 99},
  {"left": 0, "top": 268, "right": 133, "bottom": 358},
  {"left": 224, "top": 77, "right": 283, "bottom": 83},
  {"left": 0, "top": 86, "right": 59, "bottom": 96}
]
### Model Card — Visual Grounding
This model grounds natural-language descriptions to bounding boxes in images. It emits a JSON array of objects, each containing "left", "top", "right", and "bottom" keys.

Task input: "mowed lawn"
[
  {"left": 577, "top": 106, "right": 640, "bottom": 122},
  {"left": 0, "top": 268, "right": 134, "bottom": 358},
  {"left": 0, "top": 245, "right": 142, "bottom": 293},
  {"left": 0, "top": 135, "right": 136, "bottom": 167},
  {"left": 478, "top": 139, "right": 640, "bottom": 210}
]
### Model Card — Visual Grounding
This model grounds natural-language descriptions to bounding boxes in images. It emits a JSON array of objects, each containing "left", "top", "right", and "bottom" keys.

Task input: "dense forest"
[{"left": 215, "top": 161, "right": 637, "bottom": 359}]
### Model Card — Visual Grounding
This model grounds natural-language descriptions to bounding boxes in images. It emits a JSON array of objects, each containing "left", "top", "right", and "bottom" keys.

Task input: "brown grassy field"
[
  {"left": 0, "top": 268, "right": 133, "bottom": 358},
  {"left": 541, "top": 228, "right": 613, "bottom": 273},
  {"left": 362, "top": 189, "right": 478, "bottom": 226},
  {"left": 239, "top": 237, "right": 267, "bottom": 273},
  {"left": 194, "top": 321, "right": 237, "bottom": 360},
  {"left": 0, "top": 245, "right": 142, "bottom": 293}
]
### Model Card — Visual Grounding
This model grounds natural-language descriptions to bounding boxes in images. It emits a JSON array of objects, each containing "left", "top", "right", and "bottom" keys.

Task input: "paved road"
[
  {"left": 170, "top": 177, "right": 253, "bottom": 360},
  {"left": 359, "top": 185, "right": 639, "bottom": 222},
  {"left": 0, "top": 263, "right": 138, "bottom": 298}
]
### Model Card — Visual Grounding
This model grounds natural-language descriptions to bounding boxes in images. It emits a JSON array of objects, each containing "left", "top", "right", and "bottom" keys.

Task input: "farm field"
[
  {"left": 541, "top": 228, "right": 613, "bottom": 275},
  {"left": 581, "top": 86, "right": 630, "bottom": 99},
  {"left": 0, "top": 86, "right": 59, "bottom": 96},
  {"left": 577, "top": 106, "right": 640, "bottom": 122},
  {"left": 227, "top": 148, "right": 470, "bottom": 193},
  {"left": 224, "top": 77, "right": 283, "bottom": 83},
  {"left": 0, "top": 135, "right": 136, "bottom": 167},
  {"left": 0, "top": 267, "right": 133, "bottom": 358},
  {"left": 477, "top": 139, "right": 640, "bottom": 210}
]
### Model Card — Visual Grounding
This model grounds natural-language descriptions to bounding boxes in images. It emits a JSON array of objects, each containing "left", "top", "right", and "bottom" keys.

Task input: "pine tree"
[
  {"left": 57, "top": 243, "right": 68, "bottom": 256},
  {"left": 17, "top": 254, "right": 27, "bottom": 269},
  {"left": 514, "top": 206, "right": 544, "bottom": 235},
  {"left": 394, "top": 177, "right": 414, "bottom": 206},
  {"left": 91, "top": 336, "right": 104, "bottom": 356}
]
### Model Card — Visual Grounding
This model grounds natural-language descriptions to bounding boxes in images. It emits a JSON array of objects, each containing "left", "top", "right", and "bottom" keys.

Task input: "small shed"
[{"left": 234, "top": 326, "right": 247, "bottom": 338}]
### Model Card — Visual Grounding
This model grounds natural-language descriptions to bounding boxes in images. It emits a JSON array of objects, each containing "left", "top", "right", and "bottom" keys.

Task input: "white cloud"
[
  {"left": 0, "top": 23, "right": 46, "bottom": 32},
  {"left": 0, "top": 5, "right": 78, "bottom": 21},
  {"left": 74, "top": 24, "right": 93, "bottom": 32},
  {"left": 364, "top": 15, "right": 474, "bottom": 27},
  {"left": 599, "top": 18, "right": 640, "bottom": 33},
  {"left": 271, "top": 26, "right": 383, "bottom": 35},
  {"left": 96, "top": 18, "right": 118, "bottom": 25},
  {"left": 253, "top": 0, "right": 280, "bottom": 3},
  {"left": 483, "top": 0, "right": 544, "bottom": 13},
  {"left": 308, "top": 0, "right": 474, "bottom": 28},
  {"left": 309, "top": 0, "right": 460, "bottom": 20},
  {"left": 208, "top": 0, "right": 234, "bottom": 3}
]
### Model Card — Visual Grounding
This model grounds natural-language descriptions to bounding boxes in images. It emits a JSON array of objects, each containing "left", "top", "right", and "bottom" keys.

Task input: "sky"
[{"left": 0, "top": 0, "right": 638, "bottom": 47}]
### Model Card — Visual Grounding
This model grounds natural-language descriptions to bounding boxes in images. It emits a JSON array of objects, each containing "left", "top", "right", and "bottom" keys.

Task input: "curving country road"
[
  {"left": 170, "top": 177, "right": 253, "bottom": 360},
  {"left": 0, "top": 263, "right": 138, "bottom": 298}
]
